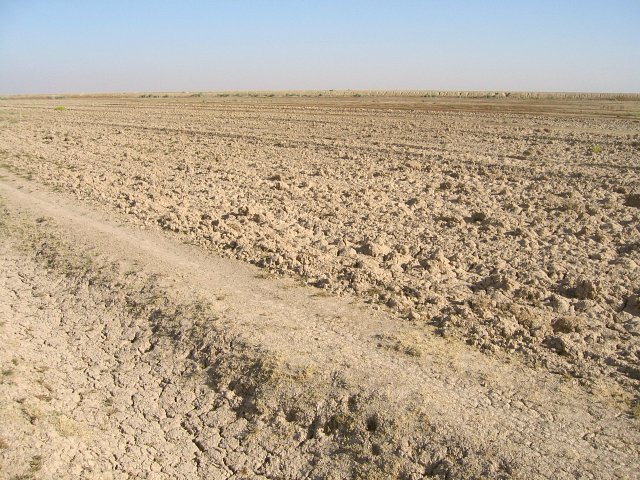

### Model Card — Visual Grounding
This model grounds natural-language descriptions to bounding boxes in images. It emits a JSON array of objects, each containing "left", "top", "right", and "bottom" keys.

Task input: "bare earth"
[{"left": 0, "top": 93, "right": 639, "bottom": 479}]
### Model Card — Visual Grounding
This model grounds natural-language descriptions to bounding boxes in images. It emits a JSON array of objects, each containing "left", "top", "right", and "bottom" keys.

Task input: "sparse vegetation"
[
  {"left": 29, "top": 455, "right": 43, "bottom": 474},
  {"left": 21, "top": 403, "right": 42, "bottom": 424},
  {"left": 52, "top": 414, "right": 81, "bottom": 437},
  {"left": 254, "top": 271, "right": 279, "bottom": 280},
  {"left": 323, "top": 412, "right": 356, "bottom": 435},
  {"left": 53, "top": 106, "right": 66, "bottom": 111},
  {"left": 374, "top": 333, "right": 424, "bottom": 357},
  {"left": 591, "top": 144, "right": 603, "bottom": 154}
]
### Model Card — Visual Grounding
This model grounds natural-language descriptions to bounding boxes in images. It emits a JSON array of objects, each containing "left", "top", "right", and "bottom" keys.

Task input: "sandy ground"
[{"left": 0, "top": 94, "right": 639, "bottom": 478}]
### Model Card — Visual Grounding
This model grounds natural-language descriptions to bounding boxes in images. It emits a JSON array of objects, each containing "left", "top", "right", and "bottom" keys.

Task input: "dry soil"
[{"left": 0, "top": 93, "right": 639, "bottom": 479}]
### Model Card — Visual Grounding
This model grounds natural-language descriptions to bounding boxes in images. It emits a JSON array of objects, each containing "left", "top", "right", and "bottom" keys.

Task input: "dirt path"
[{"left": 1, "top": 174, "right": 639, "bottom": 479}]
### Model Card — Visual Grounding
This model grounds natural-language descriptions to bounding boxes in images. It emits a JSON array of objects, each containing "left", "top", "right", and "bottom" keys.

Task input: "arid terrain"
[{"left": 1, "top": 92, "right": 639, "bottom": 479}]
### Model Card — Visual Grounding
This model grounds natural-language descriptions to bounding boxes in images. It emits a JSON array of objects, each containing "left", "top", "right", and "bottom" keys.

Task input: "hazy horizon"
[{"left": 1, "top": 0, "right": 639, "bottom": 95}]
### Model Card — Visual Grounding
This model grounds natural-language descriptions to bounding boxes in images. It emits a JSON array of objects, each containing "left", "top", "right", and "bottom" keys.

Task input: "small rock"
[
  {"left": 236, "top": 205, "right": 258, "bottom": 217},
  {"left": 360, "top": 241, "right": 391, "bottom": 258},
  {"left": 478, "top": 273, "right": 517, "bottom": 292},
  {"left": 624, "top": 193, "right": 640, "bottom": 208},
  {"left": 544, "top": 334, "right": 583, "bottom": 358},
  {"left": 405, "top": 160, "right": 421, "bottom": 170},
  {"left": 417, "top": 257, "right": 430, "bottom": 269},
  {"left": 470, "top": 211, "right": 487, "bottom": 223},
  {"left": 573, "top": 299, "right": 594, "bottom": 312},
  {"left": 314, "top": 277, "right": 331, "bottom": 288},
  {"left": 574, "top": 277, "right": 598, "bottom": 300},
  {"left": 624, "top": 294, "right": 640, "bottom": 317},
  {"left": 396, "top": 244, "right": 410, "bottom": 255},
  {"left": 552, "top": 315, "right": 583, "bottom": 334},
  {"left": 314, "top": 238, "right": 330, "bottom": 249},
  {"left": 550, "top": 294, "right": 571, "bottom": 313}
]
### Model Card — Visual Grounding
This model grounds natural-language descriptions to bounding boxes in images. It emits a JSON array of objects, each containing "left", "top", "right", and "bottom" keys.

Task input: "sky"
[{"left": 0, "top": 0, "right": 639, "bottom": 94}]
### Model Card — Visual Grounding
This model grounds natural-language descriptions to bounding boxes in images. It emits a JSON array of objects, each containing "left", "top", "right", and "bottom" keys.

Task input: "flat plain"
[{"left": 1, "top": 92, "right": 639, "bottom": 479}]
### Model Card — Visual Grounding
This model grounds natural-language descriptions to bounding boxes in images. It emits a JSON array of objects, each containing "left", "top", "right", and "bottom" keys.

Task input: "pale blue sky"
[{"left": 1, "top": 0, "right": 639, "bottom": 94}]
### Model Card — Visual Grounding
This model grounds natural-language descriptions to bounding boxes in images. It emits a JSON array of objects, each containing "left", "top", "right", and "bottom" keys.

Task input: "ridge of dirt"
[{"left": 1, "top": 171, "right": 639, "bottom": 478}]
